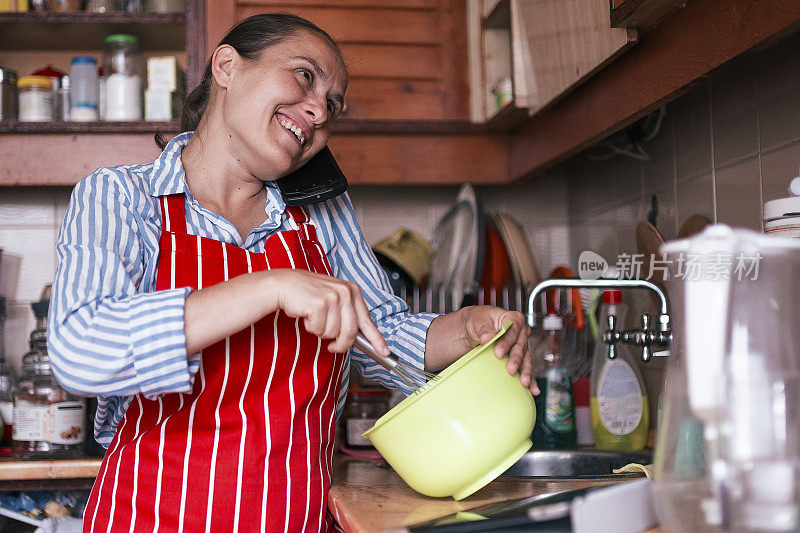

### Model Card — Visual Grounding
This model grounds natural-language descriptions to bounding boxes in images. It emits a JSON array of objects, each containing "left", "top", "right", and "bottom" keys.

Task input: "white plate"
[{"left": 430, "top": 185, "right": 484, "bottom": 308}]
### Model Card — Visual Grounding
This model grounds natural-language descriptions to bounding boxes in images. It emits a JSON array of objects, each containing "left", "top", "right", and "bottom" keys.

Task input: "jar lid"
[
  {"left": 0, "top": 68, "right": 17, "bottom": 85},
  {"left": 17, "top": 75, "right": 53, "bottom": 90},
  {"left": 105, "top": 34, "right": 140, "bottom": 44},
  {"left": 32, "top": 65, "right": 64, "bottom": 79},
  {"left": 764, "top": 196, "right": 800, "bottom": 222},
  {"left": 71, "top": 55, "right": 98, "bottom": 65}
]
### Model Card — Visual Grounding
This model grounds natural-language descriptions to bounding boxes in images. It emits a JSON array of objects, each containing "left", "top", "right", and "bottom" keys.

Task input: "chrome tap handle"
[
  {"left": 641, "top": 313, "right": 651, "bottom": 332},
  {"left": 603, "top": 314, "right": 619, "bottom": 359},
  {"left": 641, "top": 344, "right": 652, "bottom": 363}
]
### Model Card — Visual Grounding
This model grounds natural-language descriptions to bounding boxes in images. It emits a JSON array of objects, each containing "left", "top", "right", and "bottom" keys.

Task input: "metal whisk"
[{"left": 353, "top": 332, "right": 438, "bottom": 390}]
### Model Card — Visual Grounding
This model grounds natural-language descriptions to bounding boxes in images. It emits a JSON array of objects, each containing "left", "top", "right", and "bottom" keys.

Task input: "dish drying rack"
[
  {"left": 395, "top": 284, "right": 528, "bottom": 315},
  {"left": 394, "top": 283, "right": 594, "bottom": 380}
]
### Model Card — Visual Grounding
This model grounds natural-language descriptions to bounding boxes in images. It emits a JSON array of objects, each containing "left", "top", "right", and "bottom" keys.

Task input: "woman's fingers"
[{"left": 351, "top": 283, "right": 390, "bottom": 356}]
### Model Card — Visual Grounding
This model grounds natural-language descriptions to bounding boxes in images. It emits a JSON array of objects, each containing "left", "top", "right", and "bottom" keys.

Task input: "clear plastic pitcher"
[{"left": 654, "top": 225, "right": 800, "bottom": 532}]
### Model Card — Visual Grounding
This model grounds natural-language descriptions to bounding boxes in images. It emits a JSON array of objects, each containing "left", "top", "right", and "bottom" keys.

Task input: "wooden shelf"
[
  {"left": 482, "top": 0, "right": 510, "bottom": 30},
  {"left": 0, "top": 119, "right": 489, "bottom": 135},
  {"left": 0, "top": 11, "right": 184, "bottom": 23},
  {"left": 485, "top": 101, "right": 529, "bottom": 131},
  {"left": 0, "top": 120, "right": 180, "bottom": 134},
  {"left": 331, "top": 119, "right": 488, "bottom": 134},
  {"left": 0, "top": 457, "right": 101, "bottom": 481},
  {"left": 0, "top": 11, "right": 186, "bottom": 51}
]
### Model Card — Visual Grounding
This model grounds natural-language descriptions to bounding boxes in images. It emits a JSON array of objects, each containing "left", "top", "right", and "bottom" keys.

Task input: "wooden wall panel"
[
  {"left": 236, "top": 5, "right": 440, "bottom": 45},
  {"left": 341, "top": 80, "right": 446, "bottom": 120},
  {"left": 207, "top": 0, "right": 470, "bottom": 121}
]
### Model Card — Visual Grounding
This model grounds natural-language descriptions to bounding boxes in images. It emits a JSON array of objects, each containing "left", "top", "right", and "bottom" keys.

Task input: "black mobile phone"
[{"left": 275, "top": 146, "right": 348, "bottom": 206}]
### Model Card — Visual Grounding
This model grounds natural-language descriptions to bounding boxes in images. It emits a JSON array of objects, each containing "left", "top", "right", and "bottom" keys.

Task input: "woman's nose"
[{"left": 304, "top": 96, "right": 328, "bottom": 126}]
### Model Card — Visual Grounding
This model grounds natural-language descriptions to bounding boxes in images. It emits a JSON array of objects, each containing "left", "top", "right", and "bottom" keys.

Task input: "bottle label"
[
  {"left": 346, "top": 418, "right": 377, "bottom": 447},
  {"left": 597, "top": 360, "right": 643, "bottom": 435},
  {"left": 12, "top": 400, "right": 86, "bottom": 444},
  {"left": 0, "top": 401, "right": 13, "bottom": 426},
  {"left": 545, "top": 367, "right": 575, "bottom": 433}
]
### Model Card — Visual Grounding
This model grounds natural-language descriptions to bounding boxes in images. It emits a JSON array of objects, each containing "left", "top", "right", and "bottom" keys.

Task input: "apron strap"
[{"left": 160, "top": 194, "right": 188, "bottom": 235}]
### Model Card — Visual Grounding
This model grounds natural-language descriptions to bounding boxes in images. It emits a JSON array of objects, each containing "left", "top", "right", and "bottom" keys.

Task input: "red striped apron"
[{"left": 84, "top": 194, "right": 346, "bottom": 533}]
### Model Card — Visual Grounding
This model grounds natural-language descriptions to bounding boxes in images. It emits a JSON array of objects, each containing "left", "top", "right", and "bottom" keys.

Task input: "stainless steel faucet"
[{"left": 526, "top": 278, "right": 671, "bottom": 362}]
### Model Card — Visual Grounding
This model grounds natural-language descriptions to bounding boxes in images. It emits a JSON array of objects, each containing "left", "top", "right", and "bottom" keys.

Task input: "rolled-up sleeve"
[
  {"left": 309, "top": 194, "right": 438, "bottom": 399},
  {"left": 47, "top": 169, "right": 196, "bottom": 399}
]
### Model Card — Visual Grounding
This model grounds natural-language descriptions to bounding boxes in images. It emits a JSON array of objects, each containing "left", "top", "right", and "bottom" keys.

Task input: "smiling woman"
[{"left": 47, "top": 12, "right": 536, "bottom": 533}]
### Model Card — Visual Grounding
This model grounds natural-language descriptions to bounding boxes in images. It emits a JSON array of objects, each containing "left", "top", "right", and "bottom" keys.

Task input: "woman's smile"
[{"left": 275, "top": 111, "right": 309, "bottom": 147}]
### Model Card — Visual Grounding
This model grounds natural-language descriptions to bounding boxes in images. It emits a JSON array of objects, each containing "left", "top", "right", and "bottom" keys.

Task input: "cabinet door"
[
  {"left": 204, "top": 0, "right": 470, "bottom": 121},
  {"left": 511, "top": 0, "right": 637, "bottom": 113}
]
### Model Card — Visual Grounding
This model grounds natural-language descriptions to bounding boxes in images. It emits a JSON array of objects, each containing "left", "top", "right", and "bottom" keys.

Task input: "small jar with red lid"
[{"left": 341, "top": 384, "right": 390, "bottom": 451}]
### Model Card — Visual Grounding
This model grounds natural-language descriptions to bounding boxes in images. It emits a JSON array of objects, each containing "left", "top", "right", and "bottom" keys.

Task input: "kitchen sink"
[{"left": 500, "top": 448, "right": 652, "bottom": 478}]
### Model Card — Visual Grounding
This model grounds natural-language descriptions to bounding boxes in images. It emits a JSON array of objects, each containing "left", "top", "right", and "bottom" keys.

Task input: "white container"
[
  {"left": 764, "top": 192, "right": 800, "bottom": 238},
  {"left": 69, "top": 56, "right": 99, "bottom": 121}
]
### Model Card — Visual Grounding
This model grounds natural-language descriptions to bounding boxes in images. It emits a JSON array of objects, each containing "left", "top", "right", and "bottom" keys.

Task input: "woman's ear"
[{"left": 210, "top": 44, "right": 238, "bottom": 89}]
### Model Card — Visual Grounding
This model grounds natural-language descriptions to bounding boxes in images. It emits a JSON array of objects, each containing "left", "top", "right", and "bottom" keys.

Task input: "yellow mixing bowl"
[{"left": 362, "top": 322, "right": 536, "bottom": 500}]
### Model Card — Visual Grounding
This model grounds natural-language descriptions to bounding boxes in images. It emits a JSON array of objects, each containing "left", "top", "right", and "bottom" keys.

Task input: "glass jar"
[
  {"left": 12, "top": 301, "right": 87, "bottom": 460},
  {"left": 341, "top": 384, "right": 390, "bottom": 450},
  {"left": 17, "top": 75, "right": 53, "bottom": 122},
  {"left": 103, "top": 34, "right": 142, "bottom": 121}
]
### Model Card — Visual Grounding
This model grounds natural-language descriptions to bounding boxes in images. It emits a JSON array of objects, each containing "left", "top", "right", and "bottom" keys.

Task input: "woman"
[{"left": 48, "top": 13, "right": 537, "bottom": 533}]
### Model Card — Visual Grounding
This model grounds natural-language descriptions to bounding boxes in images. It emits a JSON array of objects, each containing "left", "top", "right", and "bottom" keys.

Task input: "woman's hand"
[
  {"left": 425, "top": 306, "right": 538, "bottom": 395},
  {"left": 268, "top": 269, "right": 388, "bottom": 355},
  {"left": 184, "top": 269, "right": 389, "bottom": 357}
]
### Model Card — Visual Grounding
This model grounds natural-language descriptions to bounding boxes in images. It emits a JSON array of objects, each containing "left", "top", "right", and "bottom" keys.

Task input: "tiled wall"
[{"left": 564, "top": 30, "right": 800, "bottom": 416}]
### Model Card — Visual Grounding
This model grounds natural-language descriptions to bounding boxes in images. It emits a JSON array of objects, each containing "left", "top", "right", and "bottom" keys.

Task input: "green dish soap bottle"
[
  {"left": 590, "top": 289, "right": 649, "bottom": 450},
  {"left": 532, "top": 313, "right": 576, "bottom": 450}
]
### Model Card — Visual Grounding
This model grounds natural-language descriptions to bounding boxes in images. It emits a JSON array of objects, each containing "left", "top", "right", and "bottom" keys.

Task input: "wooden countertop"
[{"left": 328, "top": 453, "right": 630, "bottom": 532}]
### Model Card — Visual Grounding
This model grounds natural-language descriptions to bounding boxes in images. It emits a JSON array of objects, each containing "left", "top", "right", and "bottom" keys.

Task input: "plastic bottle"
[
  {"left": 532, "top": 313, "right": 576, "bottom": 449},
  {"left": 590, "top": 289, "right": 649, "bottom": 450},
  {"left": 69, "top": 56, "right": 99, "bottom": 121}
]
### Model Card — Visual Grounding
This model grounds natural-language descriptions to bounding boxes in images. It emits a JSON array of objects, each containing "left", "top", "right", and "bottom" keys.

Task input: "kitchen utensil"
[
  {"left": 654, "top": 225, "right": 800, "bottom": 532},
  {"left": 635, "top": 219, "right": 665, "bottom": 287},
  {"left": 353, "top": 332, "right": 437, "bottom": 390},
  {"left": 677, "top": 214, "right": 709, "bottom": 239},
  {"left": 362, "top": 322, "right": 536, "bottom": 500}
]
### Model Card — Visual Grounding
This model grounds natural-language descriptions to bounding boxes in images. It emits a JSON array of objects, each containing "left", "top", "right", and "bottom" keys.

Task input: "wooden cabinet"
[
  {"left": 610, "top": 0, "right": 685, "bottom": 29},
  {"left": 469, "top": 0, "right": 636, "bottom": 127}
]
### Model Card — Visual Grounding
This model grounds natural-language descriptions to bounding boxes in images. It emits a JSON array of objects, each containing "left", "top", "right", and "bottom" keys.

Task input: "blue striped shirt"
[{"left": 48, "top": 132, "right": 436, "bottom": 447}]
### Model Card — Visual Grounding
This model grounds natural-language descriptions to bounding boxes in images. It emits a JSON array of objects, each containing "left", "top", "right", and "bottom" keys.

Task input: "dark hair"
[{"left": 155, "top": 13, "right": 343, "bottom": 149}]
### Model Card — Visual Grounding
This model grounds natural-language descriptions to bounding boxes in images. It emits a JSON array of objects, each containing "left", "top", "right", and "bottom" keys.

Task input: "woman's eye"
[{"left": 299, "top": 69, "right": 313, "bottom": 84}]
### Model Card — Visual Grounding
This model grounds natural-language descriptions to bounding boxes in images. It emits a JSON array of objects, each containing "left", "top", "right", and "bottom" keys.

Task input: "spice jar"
[
  {"left": 103, "top": 34, "right": 143, "bottom": 121},
  {"left": 341, "top": 384, "right": 390, "bottom": 450},
  {"left": 17, "top": 75, "right": 53, "bottom": 122},
  {"left": 12, "top": 299, "right": 87, "bottom": 460}
]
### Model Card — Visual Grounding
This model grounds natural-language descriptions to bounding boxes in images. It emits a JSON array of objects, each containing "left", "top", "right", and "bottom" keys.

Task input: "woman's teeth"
[{"left": 277, "top": 117, "right": 305, "bottom": 145}]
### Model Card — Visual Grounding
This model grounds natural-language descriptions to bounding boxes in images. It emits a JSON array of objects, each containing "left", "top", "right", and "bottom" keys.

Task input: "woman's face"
[{"left": 216, "top": 30, "right": 348, "bottom": 181}]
